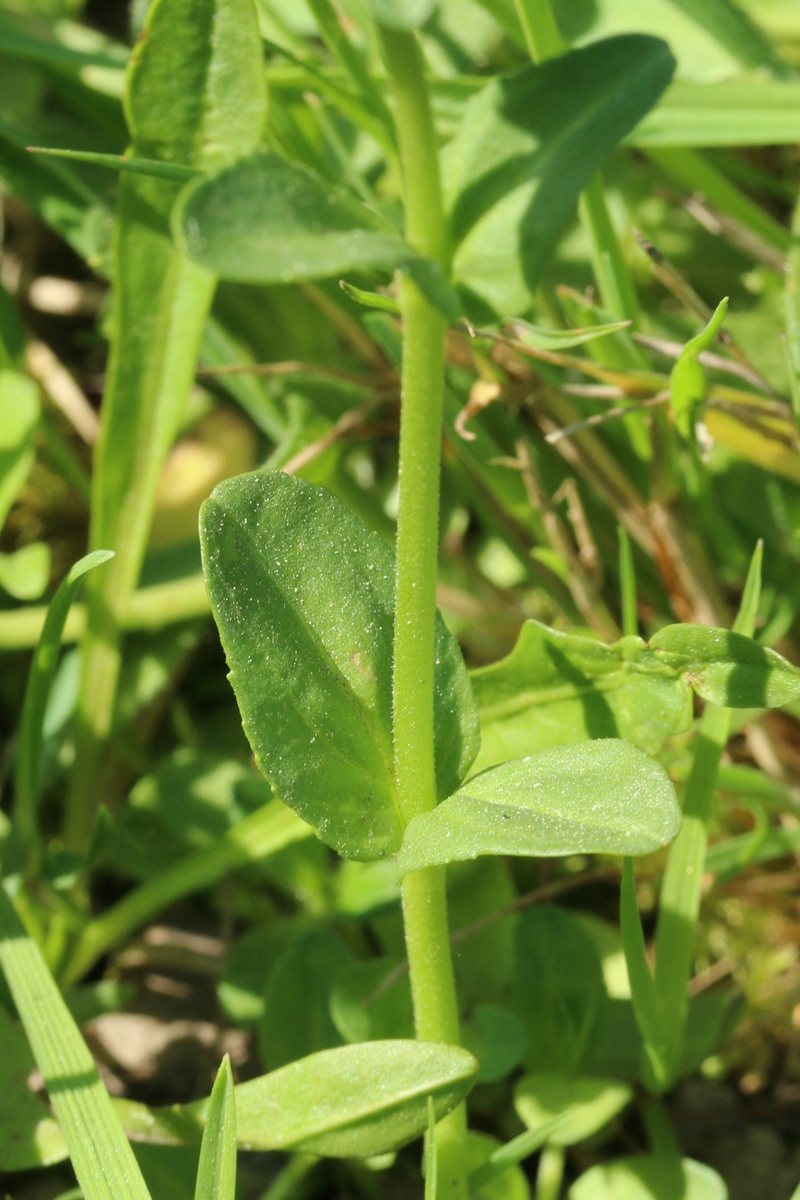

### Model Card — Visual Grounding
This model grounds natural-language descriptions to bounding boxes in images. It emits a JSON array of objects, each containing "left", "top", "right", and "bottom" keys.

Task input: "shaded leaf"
[
  {"left": 0, "top": 1004, "right": 66, "bottom": 1172},
  {"left": 396, "top": 741, "right": 681, "bottom": 874},
  {"left": 200, "top": 470, "right": 479, "bottom": 860},
  {"left": 0, "top": 886, "right": 153, "bottom": 1200},
  {"left": 259, "top": 929, "right": 352, "bottom": 1069},
  {"left": 650, "top": 625, "right": 800, "bottom": 708},
  {"left": 175, "top": 152, "right": 460, "bottom": 317},
  {"left": 442, "top": 36, "right": 675, "bottom": 312},
  {"left": 512, "top": 907, "right": 605, "bottom": 1075},
  {"left": 470, "top": 621, "right": 691, "bottom": 772},
  {"left": 461, "top": 1005, "right": 527, "bottom": 1084}
]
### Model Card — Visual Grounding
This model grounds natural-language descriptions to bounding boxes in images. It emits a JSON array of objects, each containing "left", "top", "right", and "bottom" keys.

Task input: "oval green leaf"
[
  {"left": 174, "top": 151, "right": 459, "bottom": 317},
  {"left": 396, "top": 740, "right": 681, "bottom": 874},
  {"left": 189, "top": 1041, "right": 478, "bottom": 1158},
  {"left": 514, "top": 1074, "right": 632, "bottom": 1148},
  {"left": 568, "top": 1155, "right": 728, "bottom": 1200},
  {"left": 650, "top": 625, "right": 800, "bottom": 708},
  {"left": 200, "top": 470, "right": 479, "bottom": 860}
]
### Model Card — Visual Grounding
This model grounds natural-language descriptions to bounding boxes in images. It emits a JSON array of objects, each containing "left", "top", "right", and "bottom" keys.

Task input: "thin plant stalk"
[
  {"left": 377, "top": 23, "right": 468, "bottom": 1200},
  {"left": 652, "top": 542, "right": 762, "bottom": 1081}
]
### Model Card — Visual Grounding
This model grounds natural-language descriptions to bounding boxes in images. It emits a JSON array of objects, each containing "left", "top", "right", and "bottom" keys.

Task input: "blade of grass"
[
  {"left": 11, "top": 551, "right": 113, "bottom": 865},
  {"left": 651, "top": 541, "right": 762, "bottom": 1085},
  {"left": 0, "top": 884, "right": 152, "bottom": 1200},
  {"left": 194, "top": 1056, "right": 237, "bottom": 1200}
]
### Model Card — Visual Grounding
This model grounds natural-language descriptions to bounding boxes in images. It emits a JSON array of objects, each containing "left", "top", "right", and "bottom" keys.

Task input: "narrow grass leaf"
[
  {"left": 194, "top": 1057, "right": 236, "bottom": 1200},
  {"left": 396, "top": 740, "right": 681, "bottom": 874},
  {"left": 13, "top": 550, "right": 113, "bottom": 855},
  {"left": 508, "top": 318, "right": 631, "bottom": 351},
  {"left": 0, "top": 370, "right": 39, "bottom": 526},
  {"left": 630, "top": 80, "right": 800, "bottom": 147},
  {"left": 200, "top": 471, "right": 479, "bottom": 861},
  {"left": 0, "top": 885, "right": 152, "bottom": 1200},
  {"left": 70, "top": 0, "right": 268, "bottom": 850},
  {"left": 619, "top": 858, "right": 666, "bottom": 1089},
  {"left": 28, "top": 146, "right": 196, "bottom": 182}
]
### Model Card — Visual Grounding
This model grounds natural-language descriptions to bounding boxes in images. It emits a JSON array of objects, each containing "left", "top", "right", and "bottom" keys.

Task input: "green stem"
[
  {"left": 377, "top": 23, "right": 468, "bottom": 1200},
  {"left": 652, "top": 545, "right": 762, "bottom": 1084},
  {"left": 651, "top": 701, "right": 731, "bottom": 1081}
]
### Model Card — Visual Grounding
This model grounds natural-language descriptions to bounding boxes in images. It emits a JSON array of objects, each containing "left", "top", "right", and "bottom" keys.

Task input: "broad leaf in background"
[
  {"left": 0, "top": 1003, "right": 66, "bottom": 1172},
  {"left": 175, "top": 151, "right": 460, "bottom": 317},
  {"left": 69, "top": 0, "right": 268, "bottom": 850},
  {"left": 366, "top": 0, "right": 436, "bottom": 29},
  {"left": 470, "top": 620, "right": 691, "bottom": 771},
  {"left": 514, "top": 1074, "right": 632, "bottom": 1147},
  {"left": 0, "top": 370, "right": 39, "bottom": 526},
  {"left": 513, "top": 907, "right": 605, "bottom": 1074},
  {"left": 442, "top": 35, "right": 675, "bottom": 313},
  {"left": 568, "top": 1154, "right": 728, "bottom": 1200},
  {"left": 651, "top": 625, "right": 800, "bottom": 707},
  {"left": 395, "top": 740, "right": 680, "bottom": 874},
  {"left": 200, "top": 470, "right": 479, "bottom": 860},
  {"left": 193, "top": 1057, "right": 236, "bottom": 1200}
]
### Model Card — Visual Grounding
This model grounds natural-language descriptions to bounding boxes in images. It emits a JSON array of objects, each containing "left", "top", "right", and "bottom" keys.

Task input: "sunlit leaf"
[
  {"left": 396, "top": 741, "right": 681, "bottom": 874},
  {"left": 200, "top": 470, "right": 479, "bottom": 860}
]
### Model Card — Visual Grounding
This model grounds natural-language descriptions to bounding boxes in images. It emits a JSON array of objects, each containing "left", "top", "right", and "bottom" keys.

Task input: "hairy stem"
[{"left": 378, "top": 23, "right": 468, "bottom": 1200}]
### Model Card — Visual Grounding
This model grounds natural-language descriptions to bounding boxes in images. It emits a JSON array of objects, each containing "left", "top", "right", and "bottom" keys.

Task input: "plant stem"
[
  {"left": 652, "top": 544, "right": 762, "bottom": 1083},
  {"left": 377, "top": 23, "right": 468, "bottom": 1200},
  {"left": 651, "top": 701, "right": 731, "bottom": 1080}
]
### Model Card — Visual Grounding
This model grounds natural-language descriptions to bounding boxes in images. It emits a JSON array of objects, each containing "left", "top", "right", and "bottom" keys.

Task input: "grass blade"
[
  {"left": 0, "top": 884, "right": 152, "bottom": 1200},
  {"left": 12, "top": 550, "right": 113, "bottom": 860},
  {"left": 194, "top": 1056, "right": 237, "bottom": 1200}
]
